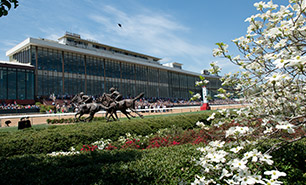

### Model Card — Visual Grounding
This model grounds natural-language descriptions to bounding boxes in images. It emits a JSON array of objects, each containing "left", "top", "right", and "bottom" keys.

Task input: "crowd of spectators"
[
  {"left": 208, "top": 99, "right": 243, "bottom": 105},
  {"left": 135, "top": 98, "right": 201, "bottom": 110},
  {"left": 134, "top": 97, "right": 243, "bottom": 109},
  {"left": 0, "top": 101, "right": 39, "bottom": 110}
]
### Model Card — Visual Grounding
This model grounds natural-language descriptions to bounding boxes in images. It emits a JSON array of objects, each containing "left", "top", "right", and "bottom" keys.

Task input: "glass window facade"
[
  {"left": 0, "top": 67, "right": 34, "bottom": 100},
  {"left": 11, "top": 47, "right": 31, "bottom": 64},
  {"left": 0, "top": 67, "right": 7, "bottom": 99},
  {"left": 7, "top": 69, "right": 17, "bottom": 99},
  {"left": 8, "top": 44, "right": 221, "bottom": 100}
]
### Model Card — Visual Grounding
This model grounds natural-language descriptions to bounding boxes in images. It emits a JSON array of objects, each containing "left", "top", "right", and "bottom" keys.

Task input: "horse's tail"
[{"left": 133, "top": 92, "right": 144, "bottom": 102}]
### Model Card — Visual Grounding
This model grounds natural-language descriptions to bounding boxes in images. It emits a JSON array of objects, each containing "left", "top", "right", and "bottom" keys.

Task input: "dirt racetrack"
[{"left": 0, "top": 104, "right": 248, "bottom": 128}]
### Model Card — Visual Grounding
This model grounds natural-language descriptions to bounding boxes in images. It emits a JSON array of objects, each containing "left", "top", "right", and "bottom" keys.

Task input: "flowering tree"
[
  {"left": 0, "top": 0, "right": 18, "bottom": 17},
  {"left": 192, "top": 0, "right": 306, "bottom": 184}
]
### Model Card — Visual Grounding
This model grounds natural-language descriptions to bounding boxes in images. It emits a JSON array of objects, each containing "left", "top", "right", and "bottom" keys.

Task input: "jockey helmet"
[{"left": 109, "top": 87, "right": 116, "bottom": 93}]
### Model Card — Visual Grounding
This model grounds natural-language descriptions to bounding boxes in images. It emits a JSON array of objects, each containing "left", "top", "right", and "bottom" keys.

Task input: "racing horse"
[
  {"left": 97, "top": 92, "right": 145, "bottom": 121},
  {"left": 74, "top": 102, "right": 109, "bottom": 122}
]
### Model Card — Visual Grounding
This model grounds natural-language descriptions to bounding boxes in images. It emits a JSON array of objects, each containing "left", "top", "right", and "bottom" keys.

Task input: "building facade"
[
  {"left": 0, "top": 61, "right": 35, "bottom": 102},
  {"left": 4, "top": 32, "right": 221, "bottom": 101}
]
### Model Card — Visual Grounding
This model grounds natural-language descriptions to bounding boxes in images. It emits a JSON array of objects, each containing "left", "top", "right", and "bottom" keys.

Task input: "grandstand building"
[{"left": 2, "top": 32, "right": 221, "bottom": 103}]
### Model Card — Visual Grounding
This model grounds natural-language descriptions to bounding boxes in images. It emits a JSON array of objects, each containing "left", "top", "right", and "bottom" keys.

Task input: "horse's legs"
[
  {"left": 125, "top": 109, "right": 136, "bottom": 118},
  {"left": 78, "top": 112, "right": 85, "bottom": 122},
  {"left": 120, "top": 109, "right": 132, "bottom": 119},
  {"left": 112, "top": 111, "right": 120, "bottom": 121},
  {"left": 130, "top": 108, "right": 144, "bottom": 118},
  {"left": 105, "top": 110, "right": 115, "bottom": 122},
  {"left": 104, "top": 111, "right": 111, "bottom": 122},
  {"left": 86, "top": 112, "right": 95, "bottom": 122},
  {"left": 74, "top": 112, "right": 79, "bottom": 122},
  {"left": 75, "top": 111, "right": 85, "bottom": 122}
]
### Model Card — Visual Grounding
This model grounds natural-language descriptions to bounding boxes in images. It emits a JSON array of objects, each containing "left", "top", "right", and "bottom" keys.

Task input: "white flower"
[
  {"left": 196, "top": 121, "right": 210, "bottom": 130},
  {"left": 264, "top": 170, "right": 286, "bottom": 179},
  {"left": 263, "top": 127, "right": 273, "bottom": 134},
  {"left": 207, "top": 112, "right": 216, "bottom": 121},
  {"left": 239, "top": 175, "right": 257, "bottom": 185},
  {"left": 213, "top": 48, "right": 222, "bottom": 57},
  {"left": 206, "top": 151, "right": 227, "bottom": 163},
  {"left": 259, "top": 154, "right": 274, "bottom": 165},
  {"left": 250, "top": 149, "right": 262, "bottom": 162},
  {"left": 226, "top": 126, "right": 251, "bottom": 138},
  {"left": 192, "top": 93, "right": 202, "bottom": 100},
  {"left": 230, "top": 146, "right": 244, "bottom": 153},
  {"left": 266, "top": 73, "right": 290, "bottom": 83},
  {"left": 224, "top": 179, "right": 238, "bottom": 185},
  {"left": 196, "top": 121, "right": 205, "bottom": 127},
  {"left": 192, "top": 175, "right": 216, "bottom": 185},
  {"left": 209, "top": 140, "right": 225, "bottom": 148},
  {"left": 276, "top": 123, "right": 297, "bottom": 133},
  {"left": 214, "top": 121, "right": 225, "bottom": 128},
  {"left": 274, "top": 39, "right": 287, "bottom": 49},
  {"left": 243, "top": 149, "right": 262, "bottom": 162},
  {"left": 70, "top": 147, "right": 76, "bottom": 152},
  {"left": 273, "top": 58, "right": 288, "bottom": 68},
  {"left": 220, "top": 168, "right": 233, "bottom": 179},
  {"left": 229, "top": 158, "right": 248, "bottom": 170},
  {"left": 263, "top": 178, "right": 284, "bottom": 185},
  {"left": 226, "top": 127, "right": 236, "bottom": 138},
  {"left": 47, "top": 151, "right": 80, "bottom": 157}
]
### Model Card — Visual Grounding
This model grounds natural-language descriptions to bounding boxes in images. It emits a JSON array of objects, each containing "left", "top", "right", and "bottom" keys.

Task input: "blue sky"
[{"left": 0, "top": 0, "right": 284, "bottom": 75}]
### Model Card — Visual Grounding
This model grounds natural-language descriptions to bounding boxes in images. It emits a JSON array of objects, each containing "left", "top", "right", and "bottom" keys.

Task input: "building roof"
[
  {"left": 0, "top": 60, "right": 34, "bottom": 69},
  {"left": 6, "top": 35, "right": 219, "bottom": 78},
  {"left": 58, "top": 32, "right": 161, "bottom": 62}
]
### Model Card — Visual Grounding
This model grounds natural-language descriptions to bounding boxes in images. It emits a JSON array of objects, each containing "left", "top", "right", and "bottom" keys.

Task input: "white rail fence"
[{"left": 0, "top": 104, "right": 249, "bottom": 127}]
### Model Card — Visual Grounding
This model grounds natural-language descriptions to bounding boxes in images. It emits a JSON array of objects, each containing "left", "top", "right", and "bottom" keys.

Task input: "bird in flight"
[{"left": 118, "top": 23, "right": 122, "bottom": 28}]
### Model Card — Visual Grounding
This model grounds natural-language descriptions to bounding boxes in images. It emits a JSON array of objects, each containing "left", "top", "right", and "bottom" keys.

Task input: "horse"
[
  {"left": 97, "top": 92, "right": 145, "bottom": 121},
  {"left": 74, "top": 102, "right": 109, "bottom": 122},
  {"left": 71, "top": 94, "right": 82, "bottom": 111}
]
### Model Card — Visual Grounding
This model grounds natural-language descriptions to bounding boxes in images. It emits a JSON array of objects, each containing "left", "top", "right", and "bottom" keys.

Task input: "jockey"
[
  {"left": 79, "top": 92, "right": 93, "bottom": 104},
  {"left": 109, "top": 87, "right": 122, "bottom": 106}
]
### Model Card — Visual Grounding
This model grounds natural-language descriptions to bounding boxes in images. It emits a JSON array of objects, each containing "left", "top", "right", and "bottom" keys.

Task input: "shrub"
[
  {"left": 0, "top": 112, "right": 211, "bottom": 157},
  {"left": 0, "top": 144, "right": 203, "bottom": 185},
  {"left": 1, "top": 139, "right": 304, "bottom": 185}
]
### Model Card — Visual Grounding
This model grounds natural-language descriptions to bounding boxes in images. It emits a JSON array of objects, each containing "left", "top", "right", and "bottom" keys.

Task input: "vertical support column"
[
  {"left": 103, "top": 59, "right": 106, "bottom": 93},
  {"left": 35, "top": 46, "right": 38, "bottom": 98},
  {"left": 61, "top": 51, "right": 65, "bottom": 95},
  {"left": 119, "top": 62, "right": 122, "bottom": 92},
  {"left": 103, "top": 58, "right": 105, "bottom": 93},
  {"left": 134, "top": 64, "right": 136, "bottom": 95},
  {"left": 157, "top": 69, "right": 160, "bottom": 98},
  {"left": 84, "top": 55, "right": 87, "bottom": 94}
]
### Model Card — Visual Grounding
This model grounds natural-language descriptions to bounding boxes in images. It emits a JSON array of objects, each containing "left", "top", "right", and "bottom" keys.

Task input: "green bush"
[
  {"left": 46, "top": 119, "right": 51, "bottom": 124},
  {"left": 255, "top": 138, "right": 306, "bottom": 185},
  {"left": 0, "top": 112, "right": 211, "bottom": 157},
  {"left": 0, "top": 138, "right": 304, "bottom": 185},
  {"left": 0, "top": 144, "right": 203, "bottom": 185}
]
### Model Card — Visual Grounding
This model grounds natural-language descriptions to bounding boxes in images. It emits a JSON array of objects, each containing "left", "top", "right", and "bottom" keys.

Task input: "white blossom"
[{"left": 264, "top": 170, "right": 286, "bottom": 180}]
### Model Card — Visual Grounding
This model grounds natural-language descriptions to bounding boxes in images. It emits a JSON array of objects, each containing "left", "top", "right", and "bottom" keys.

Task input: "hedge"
[
  {"left": 0, "top": 144, "right": 202, "bottom": 184},
  {"left": 255, "top": 138, "right": 306, "bottom": 185},
  {"left": 0, "top": 138, "right": 305, "bottom": 185},
  {"left": 0, "top": 111, "right": 212, "bottom": 157}
]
